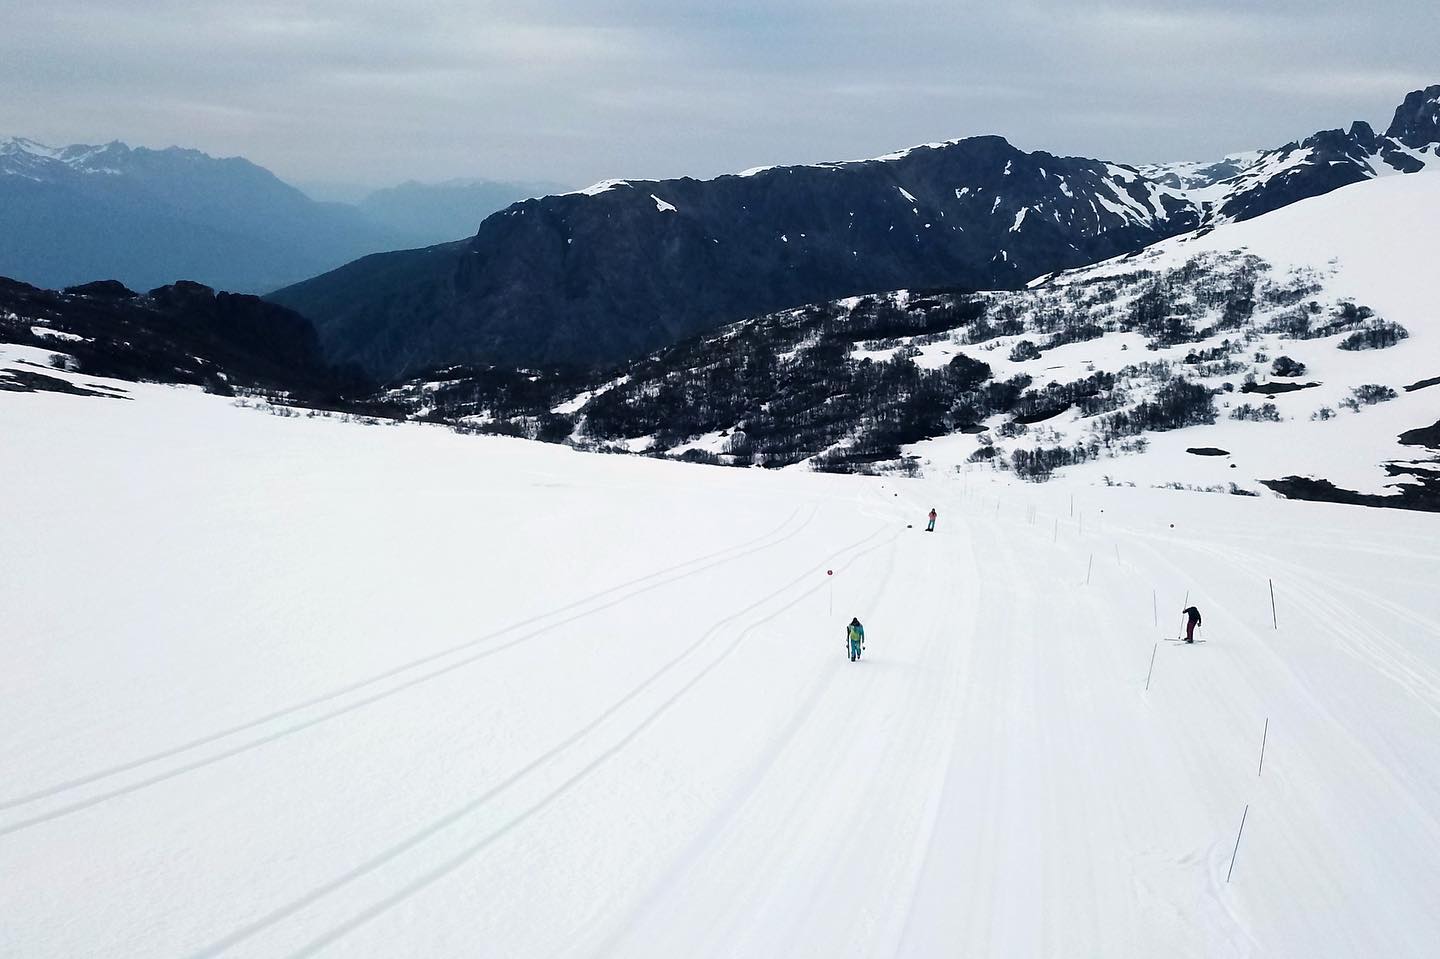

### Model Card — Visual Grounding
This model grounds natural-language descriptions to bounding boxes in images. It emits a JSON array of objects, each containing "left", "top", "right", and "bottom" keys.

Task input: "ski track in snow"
[
  {"left": 191, "top": 524, "right": 899, "bottom": 958},
  {"left": 0, "top": 508, "right": 817, "bottom": 825},
  {"left": 3, "top": 378, "right": 1440, "bottom": 957}
]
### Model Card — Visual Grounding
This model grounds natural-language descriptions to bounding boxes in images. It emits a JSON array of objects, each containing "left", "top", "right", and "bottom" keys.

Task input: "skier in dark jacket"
[
  {"left": 926, "top": 508, "right": 937, "bottom": 532},
  {"left": 1182, "top": 606, "right": 1202, "bottom": 643},
  {"left": 846, "top": 618, "right": 865, "bottom": 661}
]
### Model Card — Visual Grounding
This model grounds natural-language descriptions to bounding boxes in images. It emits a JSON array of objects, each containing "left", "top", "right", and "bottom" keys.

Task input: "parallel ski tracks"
[
  {"left": 585, "top": 511, "right": 923, "bottom": 956},
  {"left": 0, "top": 507, "right": 818, "bottom": 835},
  {"left": 186, "top": 520, "right": 900, "bottom": 958}
]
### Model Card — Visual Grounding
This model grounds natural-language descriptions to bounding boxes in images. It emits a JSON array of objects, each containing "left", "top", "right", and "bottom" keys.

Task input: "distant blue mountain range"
[{"left": 0, "top": 137, "right": 560, "bottom": 293}]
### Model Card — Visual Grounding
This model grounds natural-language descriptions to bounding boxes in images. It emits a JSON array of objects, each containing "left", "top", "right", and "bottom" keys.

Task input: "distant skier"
[
  {"left": 926, "top": 508, "right": 937, "bottom": 532},
  {"left": 1182, "top": 606, "right": 1202, "bottom": 643},
  {"left": 846, "top": 617, "right": 865, "bottom": 662}
]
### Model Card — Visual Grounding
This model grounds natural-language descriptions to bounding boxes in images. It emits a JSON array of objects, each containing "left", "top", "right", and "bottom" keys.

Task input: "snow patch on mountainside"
[
  {"left": 1137, "top": 152, "right": 1265, "bottom": 201},
  {"left": 570, "top": 179, "right": 633, "bottom": 196}
]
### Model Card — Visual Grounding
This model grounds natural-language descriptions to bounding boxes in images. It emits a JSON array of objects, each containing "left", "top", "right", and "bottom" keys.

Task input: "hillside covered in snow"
[
  {"left": 5, "top": 172, "right": 1438, "bottom": 513},
  {"left": 3, "top": 354, "right": 1439, "bottom": 956},
  {"left": 4, "top": 90, "right": 1439, "bottom": 517},
  {"left": 386, "top": 172, "right": 1440, "bottom": 510},
  {"left": 5, "top": 87, "right": 1440, "bottom": 959}
]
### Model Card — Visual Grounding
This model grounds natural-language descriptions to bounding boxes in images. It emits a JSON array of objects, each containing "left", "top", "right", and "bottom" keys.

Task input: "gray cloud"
[{"left": 0, "top": 0, "right": 1435, "bottom": 191}]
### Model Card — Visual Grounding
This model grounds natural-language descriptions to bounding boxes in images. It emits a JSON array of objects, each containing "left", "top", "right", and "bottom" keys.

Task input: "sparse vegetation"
[
  {"left": 1340, "top": 384, "right": 1398, "bottom": 411},
  {"left": 1338, "top": 320, "right": 1409, "bottom": 351},
  {"left": 1008, "top": 339, "right": 1042, "bottom": 362},
  {"left": 1011, "top": 442, "right": 1100, "bottom": 480},
  {"left": 339, "top": 248, "right": 1410, "bottom": 484},
  {"left": 1096, "top": 378, "right": 1216, "bottom": 439},
  {"left": 1271, "top": 355, "right": 1307, "bottom": 377},
  {"left": 1230, "top": 403, "right": 1282, "bottom": 422}
]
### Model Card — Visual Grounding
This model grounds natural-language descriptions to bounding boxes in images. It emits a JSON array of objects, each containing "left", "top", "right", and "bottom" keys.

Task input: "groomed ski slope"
[{"left": 3, "top": 372, "right": 1440, "bottom": 958}]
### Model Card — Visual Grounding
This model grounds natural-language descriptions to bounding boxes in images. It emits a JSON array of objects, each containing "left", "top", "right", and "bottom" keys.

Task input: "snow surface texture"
[{"left": 3, "top": 361, "right": 1440, "bottom": 957}]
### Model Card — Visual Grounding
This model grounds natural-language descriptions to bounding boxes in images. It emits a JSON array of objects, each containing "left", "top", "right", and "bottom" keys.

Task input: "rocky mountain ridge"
[{"left": 270, "top": 87, "right": 1440, "bottom": 378}]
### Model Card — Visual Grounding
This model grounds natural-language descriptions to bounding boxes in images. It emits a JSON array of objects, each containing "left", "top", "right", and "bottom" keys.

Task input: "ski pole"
[{"left": 1227, "top": 804, "right": 1249, "bottom": 883}]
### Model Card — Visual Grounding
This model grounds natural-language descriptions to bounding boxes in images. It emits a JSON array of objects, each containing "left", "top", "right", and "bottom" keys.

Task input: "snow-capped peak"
[
  {"left": 0, "top": 137, "right": 138, "bottom": 180},
  {"left": 0, "top": 136, "right": 66, "bottom": 159}
]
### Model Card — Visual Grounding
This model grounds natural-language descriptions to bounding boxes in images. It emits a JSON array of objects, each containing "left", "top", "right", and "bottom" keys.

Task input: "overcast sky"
[{"left": 2, "top": 0, "right": 1436, "bottom": 195}]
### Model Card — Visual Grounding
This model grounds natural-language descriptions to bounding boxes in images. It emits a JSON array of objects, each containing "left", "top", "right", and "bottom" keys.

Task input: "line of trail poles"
[{"left": 1015, "top": 496, "right": 1282, "bottom": 888}]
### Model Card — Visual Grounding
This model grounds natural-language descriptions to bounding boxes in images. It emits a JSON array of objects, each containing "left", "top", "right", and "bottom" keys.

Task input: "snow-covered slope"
[
  {"left": 3, "top": 359, "right": 1440, "bottom": 956},
  {"left": 947, "top": 169, "right": 1440, "bottom": 497},
  {"left": 1200, "top": 85, "right": 1440, "bottom": 224},
  {"left": 486, "top": 171, "right": 1437, "bottom": 507}
]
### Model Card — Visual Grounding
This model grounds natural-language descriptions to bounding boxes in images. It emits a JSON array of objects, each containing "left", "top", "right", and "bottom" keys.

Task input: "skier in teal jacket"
[{"left": 847, "top": 618, "right": 865, "bottom": 661}]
